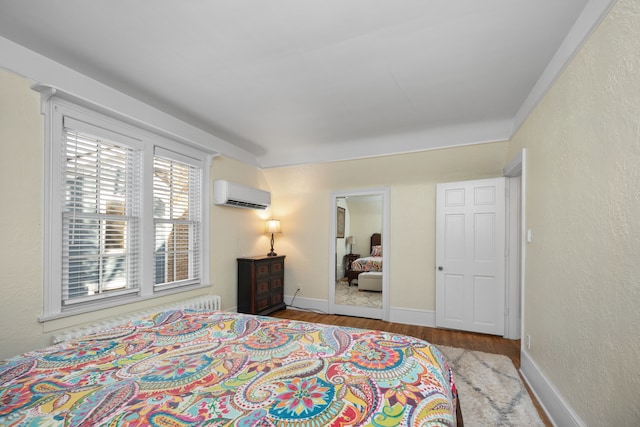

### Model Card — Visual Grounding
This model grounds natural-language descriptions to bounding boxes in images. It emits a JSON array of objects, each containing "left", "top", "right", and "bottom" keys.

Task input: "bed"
[
  {"left": 350, "top": 233, "right": 383, "bottom": 274},
  {"left": 0, "top": 309, "right": 461, "bottom": 426}
]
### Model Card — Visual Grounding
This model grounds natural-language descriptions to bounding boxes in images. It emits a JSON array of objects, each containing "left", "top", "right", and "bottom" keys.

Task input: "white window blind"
[
  {"left": 62, "top": 124, "right": 141, "bottom": 305},
  {"left": 153, "top": 151, "right": 202, "bottom": 290}
]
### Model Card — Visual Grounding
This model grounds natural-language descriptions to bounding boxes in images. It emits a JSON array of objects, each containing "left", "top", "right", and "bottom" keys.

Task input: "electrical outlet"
[{"left": 526, "top": 334, "right": 531, "bottom": 350}]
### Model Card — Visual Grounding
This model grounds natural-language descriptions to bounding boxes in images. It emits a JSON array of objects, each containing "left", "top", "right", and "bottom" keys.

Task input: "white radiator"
[{"left": 52, "top": 295, "right": 221, "bottom": 344}]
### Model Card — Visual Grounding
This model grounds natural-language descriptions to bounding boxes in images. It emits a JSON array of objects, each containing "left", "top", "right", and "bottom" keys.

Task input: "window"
[
  {"left": 153, "top": 149, "right": 201, "bottom": 290},
  {"left": 62, "top": 123, "right": 141, "bottom": 305},
  {"left": 42, "top": 97, "right": 211, "bottom": 319}
]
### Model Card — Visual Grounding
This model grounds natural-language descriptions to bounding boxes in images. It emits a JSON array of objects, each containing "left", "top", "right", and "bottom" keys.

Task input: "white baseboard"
[
  {"left": 282, "top": 296, "right": 436, "bottom": 328},
  {"left": 284, "top": 295, "right": 330, "bottom": 313},
  {"left": 520, "top": 350, "right": 586, "bottom": 427},
  {"left": 227, "top": 296, "right": 328, "bottom": 315},
  {"left": 389, "top": 307, "right": 436, "bottom": 327}
]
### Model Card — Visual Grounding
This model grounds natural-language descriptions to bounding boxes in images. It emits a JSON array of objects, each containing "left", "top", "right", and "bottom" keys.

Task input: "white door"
[{"left": 435, "top": 178, "right": 506, "bottom": 335}]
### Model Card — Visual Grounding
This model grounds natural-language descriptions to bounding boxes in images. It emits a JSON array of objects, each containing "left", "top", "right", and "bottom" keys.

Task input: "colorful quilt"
[
  {"left": 352, "top": 256, "right": 383, "bottom": 272},
  {"left": 0, "top": 310, "right": 458, "bottom": 426}
]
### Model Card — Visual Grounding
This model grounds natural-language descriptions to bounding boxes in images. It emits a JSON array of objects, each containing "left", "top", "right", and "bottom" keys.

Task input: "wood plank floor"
[{"left": 271, "top": 308, "right": 551, "bottom": 426}]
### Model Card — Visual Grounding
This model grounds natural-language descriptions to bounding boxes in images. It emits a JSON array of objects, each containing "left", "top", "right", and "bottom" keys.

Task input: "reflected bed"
[{"left": 351, "top": 233, "right": 383, "bottom": 274}]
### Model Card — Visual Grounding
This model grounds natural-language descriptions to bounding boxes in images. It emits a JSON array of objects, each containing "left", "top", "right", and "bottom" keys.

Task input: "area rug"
[
  {"left": 437, "top": 346, "right": 544, "bottom": 426},
  {"left": 334, "top": 280, "right": 382, "bottom": 308}
]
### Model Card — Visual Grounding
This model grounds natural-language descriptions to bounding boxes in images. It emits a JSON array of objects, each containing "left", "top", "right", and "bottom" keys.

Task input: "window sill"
[{"left": 39, "top": 283, "right": 211, "bottom": 327}]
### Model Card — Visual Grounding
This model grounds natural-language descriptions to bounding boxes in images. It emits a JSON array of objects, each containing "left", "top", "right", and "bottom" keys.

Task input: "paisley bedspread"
[
  {"left": 0, "top": 310, "right": 458, "bottom": 426},
  {"left": 351, "top": 256, "right": 383, "bottom": 272}
]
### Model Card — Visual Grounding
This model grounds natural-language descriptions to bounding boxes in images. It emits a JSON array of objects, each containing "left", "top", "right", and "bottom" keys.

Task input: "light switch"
[{"left": 527, "top": 229, "right": 532, "bottom": 243}]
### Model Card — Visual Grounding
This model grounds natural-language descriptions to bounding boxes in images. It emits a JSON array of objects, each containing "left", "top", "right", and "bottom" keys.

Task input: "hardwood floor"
[{"left": 271, "top": 308, "right": 551, "bottom": 426}]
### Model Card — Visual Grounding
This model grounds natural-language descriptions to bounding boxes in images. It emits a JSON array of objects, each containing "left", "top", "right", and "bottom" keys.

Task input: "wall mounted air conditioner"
[{"left": 213, "top": 180, "right": 271, "bottom": 210}]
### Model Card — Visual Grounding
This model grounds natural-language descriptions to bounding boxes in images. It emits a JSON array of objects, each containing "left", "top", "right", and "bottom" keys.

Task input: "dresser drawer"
[
  {"left": 255, "top": 296, "right": 270, "bottom": 312},
  {"left": 256, "top": 279, "right": 270, "bottom": 294},
  {"left": 271, "top": 293, "right": 283, "bottom": 306},
  {"left": 270, "top": 260, "right": 284, "bottom": 274},
  {"left": 271, "top": 277, "right": 283, "bottom": 291},
  {"left": 255, "top": 262, "right": 271, "bottom": 277}
]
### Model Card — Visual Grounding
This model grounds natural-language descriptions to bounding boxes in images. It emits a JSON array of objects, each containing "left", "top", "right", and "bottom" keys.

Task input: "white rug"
[
  {"left": 334, "top": 280, "right": 382, "bottom": 308},
  {"left": 437, "top": 346, "right": 544, "bottom": 426}
]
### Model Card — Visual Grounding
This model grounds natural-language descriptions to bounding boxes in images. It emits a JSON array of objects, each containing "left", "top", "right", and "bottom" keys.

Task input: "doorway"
[
  {"left": 434, "top": 149, "right": 525, "bottom": 338},
  {"left": 328, "top": 188, "right": 390, "bottom": 320}
]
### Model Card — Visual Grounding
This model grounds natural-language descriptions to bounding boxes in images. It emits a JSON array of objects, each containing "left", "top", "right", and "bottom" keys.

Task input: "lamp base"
[{"left": 267, "top": 233, "right": 277, "bottom": 256}]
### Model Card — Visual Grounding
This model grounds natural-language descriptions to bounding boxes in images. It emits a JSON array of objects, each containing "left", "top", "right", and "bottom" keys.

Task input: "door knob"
[{"left": 438, "top": 266, "right": 443, "bottom": 271}]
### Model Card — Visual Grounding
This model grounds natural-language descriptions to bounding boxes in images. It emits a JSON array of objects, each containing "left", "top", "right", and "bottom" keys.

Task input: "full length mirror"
[{"left": 329, "top": 189, "right": 389, "bottom": 320}]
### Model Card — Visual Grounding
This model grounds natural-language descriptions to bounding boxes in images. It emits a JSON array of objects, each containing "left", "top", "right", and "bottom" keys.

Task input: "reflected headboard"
[{"left": 370, "top": 233, "right": 381, "bottom": 253}]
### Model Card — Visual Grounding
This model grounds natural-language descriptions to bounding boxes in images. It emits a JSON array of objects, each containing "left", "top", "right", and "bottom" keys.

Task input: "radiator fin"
[{"left": 52, "top": 295, "right": 221, "bottom": 344}]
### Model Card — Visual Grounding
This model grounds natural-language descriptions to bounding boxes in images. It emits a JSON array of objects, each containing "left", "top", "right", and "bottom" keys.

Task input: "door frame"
[
  {"left": 328, "top": 187, "right": 390, "bottom": 321},
  {"left": 434, "top": 146, "right": 526, "bottom": 339},
  {"left": 503, "top": 148, "right": 526, "bottom": 340}
]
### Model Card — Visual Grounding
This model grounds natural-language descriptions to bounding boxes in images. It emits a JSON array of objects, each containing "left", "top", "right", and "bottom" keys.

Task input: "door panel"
[
  {"left": 445, "top": 215, "right": 465, "bottom": 260},
  {"left": 443, "top": 274, "right": 464, "bottom": 324},
  {"left": 474, "top": 213, "right": 495, "bottom": 260},
  {"left": 436, "top": 178, "right": 506, "bottom": 335},
  {"left": 473, "top": 276, "right": 496, "bottom": 324}
]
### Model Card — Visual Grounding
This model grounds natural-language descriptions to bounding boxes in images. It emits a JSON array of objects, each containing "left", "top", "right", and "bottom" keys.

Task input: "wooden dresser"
[{"left": 237, "top": 255, "right": 286, "bottom": 315}]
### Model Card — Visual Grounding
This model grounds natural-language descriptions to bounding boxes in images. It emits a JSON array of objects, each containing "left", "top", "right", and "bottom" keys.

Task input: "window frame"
[{"left": 41, "top": 95, "right": 212, "bottom": 320}]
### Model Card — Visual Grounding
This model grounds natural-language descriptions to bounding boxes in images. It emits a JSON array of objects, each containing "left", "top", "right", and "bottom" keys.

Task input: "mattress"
[{"left": 0, "top": 310, "right": 458, "bottom": 426}]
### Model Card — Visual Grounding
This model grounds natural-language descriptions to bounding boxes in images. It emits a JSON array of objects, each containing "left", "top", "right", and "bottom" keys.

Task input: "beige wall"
[
  {"left": 346, "top": 195, "right": 383, "bottom": 257},
  {"left": 507, "top": 0, "right": 640, "bottom": 424},
  {"left": 263, "top": 144, "right": 508, "bottom": 310},
  {"left": 0, "top": 69, "right": 45, "bottom": 357}
]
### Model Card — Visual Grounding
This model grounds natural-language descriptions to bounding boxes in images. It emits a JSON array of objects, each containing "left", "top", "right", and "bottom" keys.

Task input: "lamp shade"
[
  {"left": 346, "top": 236, "right": 356, "bottom": 245},
  {"left": 265, "top": 219, "right": 281, "bottom": 234}
]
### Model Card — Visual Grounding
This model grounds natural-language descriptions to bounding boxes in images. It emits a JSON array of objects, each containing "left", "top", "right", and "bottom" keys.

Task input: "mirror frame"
[{"left": 328, "top": 187, "right": 390, "bottom": 321}]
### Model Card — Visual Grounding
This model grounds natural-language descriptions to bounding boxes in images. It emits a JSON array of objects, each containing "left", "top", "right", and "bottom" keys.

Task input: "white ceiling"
[{"left": 0, "top": 1, "right": 612, "bottom": 167}]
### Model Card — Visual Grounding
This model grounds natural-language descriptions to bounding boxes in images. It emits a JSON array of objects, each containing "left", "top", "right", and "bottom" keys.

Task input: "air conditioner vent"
[{"left": 226, "top": 199, "right": 269, "bottom": 210}]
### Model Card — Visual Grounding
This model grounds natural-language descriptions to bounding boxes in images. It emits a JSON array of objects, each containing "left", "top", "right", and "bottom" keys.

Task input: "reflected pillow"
[{"left": 371, "top": 245, "right": 382, "bottom": 257}]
